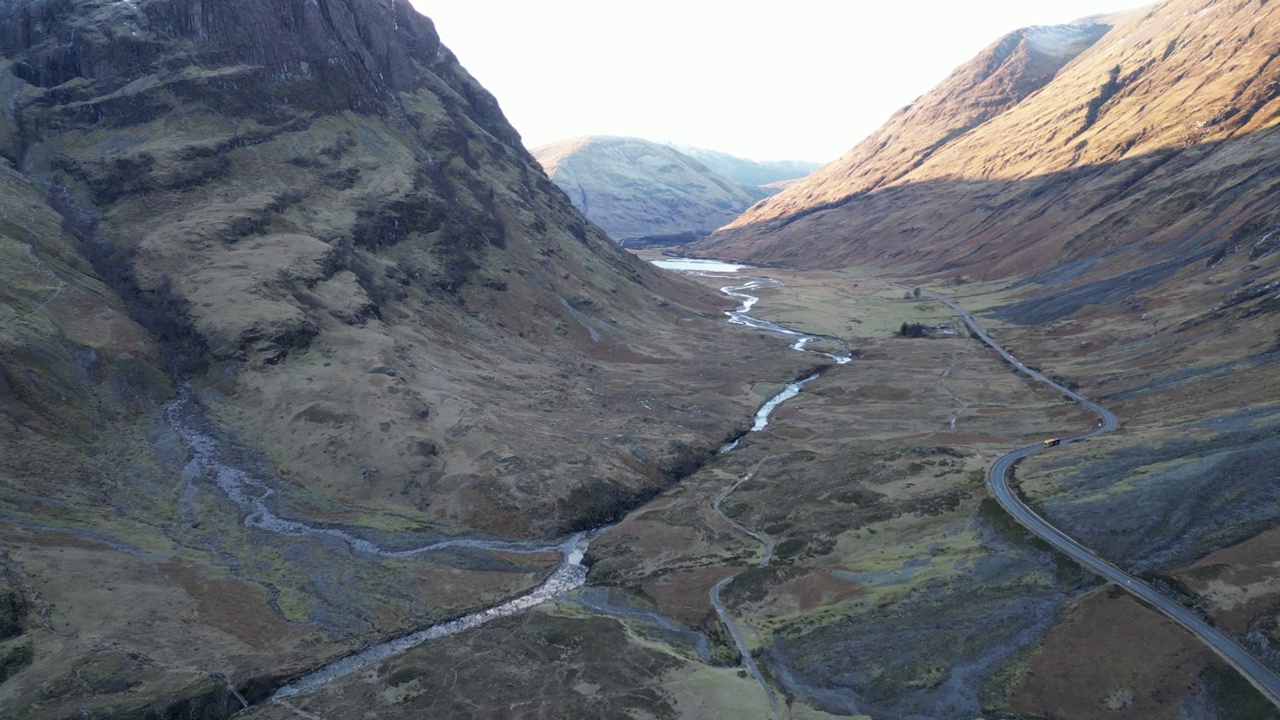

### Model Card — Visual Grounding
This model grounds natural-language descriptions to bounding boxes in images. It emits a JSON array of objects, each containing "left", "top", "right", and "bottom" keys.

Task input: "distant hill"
[
  {"left": 659, "top": 143, "right": 822, "bottom": 187},
  {"left": 532, "top": 136, "right": 792, "bottom": 246}
]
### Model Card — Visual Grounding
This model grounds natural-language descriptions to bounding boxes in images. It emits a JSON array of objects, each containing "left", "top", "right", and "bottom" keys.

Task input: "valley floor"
[{"left": 236, "top": 263, "right": 1280, "bottom": 719}]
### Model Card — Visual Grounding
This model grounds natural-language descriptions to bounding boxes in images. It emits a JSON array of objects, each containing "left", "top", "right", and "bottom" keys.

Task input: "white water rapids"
[
  {"left": 717, "top": 373, "right": 819, "bottom": 454},
  {"left": 165, "top": 258, "right": 848, "bottom": 702},
  {"left": 272, "top": 532, "right": 597, "bottom": 699}
]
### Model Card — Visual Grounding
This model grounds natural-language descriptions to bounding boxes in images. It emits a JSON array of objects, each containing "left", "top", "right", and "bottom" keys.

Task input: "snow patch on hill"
[{"left": 1023, "top": 23, "right": 1109, "bottom": 59}]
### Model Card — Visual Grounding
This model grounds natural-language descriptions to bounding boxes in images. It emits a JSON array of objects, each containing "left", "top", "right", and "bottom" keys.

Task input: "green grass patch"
[
  {"left": 678, "top": 666, "right": 776, "bottom": 716},
  {"left": 775, "top": 537, "right": 807, "bottom": 559}
]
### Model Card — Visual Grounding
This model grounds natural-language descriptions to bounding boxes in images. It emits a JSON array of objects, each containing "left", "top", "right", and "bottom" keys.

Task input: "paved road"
[{"left": 924, "top": 288, "right": 1280, "bottom": 707}]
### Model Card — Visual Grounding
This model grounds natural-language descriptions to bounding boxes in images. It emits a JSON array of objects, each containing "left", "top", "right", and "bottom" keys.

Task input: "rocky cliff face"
[
  {"left": 532, "top": 135, "right": 763, "bottom": 245},
  {"left": 0, "top": 0, "right": 808, "bottom": 715},
  {"left": 701, "top": 0, "right": 1280, "bottom": 298}
]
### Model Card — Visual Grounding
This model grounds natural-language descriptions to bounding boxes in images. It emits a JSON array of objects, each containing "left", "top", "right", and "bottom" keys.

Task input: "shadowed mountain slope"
[
  {"left": 0, "top": 0, "right": 803, "bottom": 539},
  {"left": 0, "top": 0, "right": 811, "bottom": 714},
  {"left": 532, "top": 135, "right": 763, "bottom": 245}
]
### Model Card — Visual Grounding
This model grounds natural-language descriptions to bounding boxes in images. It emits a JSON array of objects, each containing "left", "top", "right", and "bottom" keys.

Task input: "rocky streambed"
[{"left": 167, "top": 259, "right": 845, "bottom": 706}]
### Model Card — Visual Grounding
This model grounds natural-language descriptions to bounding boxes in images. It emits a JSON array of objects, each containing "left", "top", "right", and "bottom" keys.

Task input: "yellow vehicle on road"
[{"left": 1043, "top": 438, "right": 1061, "bottom": 447}]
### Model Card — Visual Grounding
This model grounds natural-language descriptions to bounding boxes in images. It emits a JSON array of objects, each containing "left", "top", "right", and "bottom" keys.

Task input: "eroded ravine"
[{"left": 164, "top": 258, "right": 846, "bottom": 706}]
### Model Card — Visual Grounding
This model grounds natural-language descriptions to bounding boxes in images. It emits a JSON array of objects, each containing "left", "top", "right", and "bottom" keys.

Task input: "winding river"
[
  {"left": 271, "top": 531, "right": 598, "bottom": 699},
  {"left": 236, "top": 259, "right": 1280, "bottom": 709},
  {"left": 165, "top": 257, "right": 842, "bottom": 704},
  {"left": 655, "top": 258, "right": 854, "bottom": 718}
]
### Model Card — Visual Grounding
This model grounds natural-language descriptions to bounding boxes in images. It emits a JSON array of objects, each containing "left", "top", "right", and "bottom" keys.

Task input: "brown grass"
[{"left": 1008, "top": 587, "right": 1213, "bottom": 720}]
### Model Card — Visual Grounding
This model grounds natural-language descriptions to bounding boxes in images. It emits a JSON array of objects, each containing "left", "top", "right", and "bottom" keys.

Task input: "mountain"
[
  {"left": 0, "top": 0, "right": 809, "bottom": 715},
  {"left": 658, "top": 142, "right": 821, "bottom": 187},
  {"left": 531, "top": 135, "right": 763, "bottom": 246},
  {"left": 681, "top": 2, "right": 1280, "bottom": 712},
  {"left": 700, "top": 0, "right": 1280, "bottom": 295}
]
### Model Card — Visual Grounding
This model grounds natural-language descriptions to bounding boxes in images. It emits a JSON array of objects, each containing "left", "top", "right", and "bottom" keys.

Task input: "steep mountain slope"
[
  {"left": 685, "top": 0, "right": 1280, "bottom": 715},
  {"left": 658, "top": 142, "right": 821, "bottom": 187},
  {"left": 0, "top": 0, "right": 810, "bottom": 715},
  {"left": 532, "top": 135, "right": 761, "bottom": 245},
  {"left": 702, "top": 0, "right": 1280, "bottom": 291},
  {"left": 710, "top": 20, "right": 1110, "bottom": 239}
]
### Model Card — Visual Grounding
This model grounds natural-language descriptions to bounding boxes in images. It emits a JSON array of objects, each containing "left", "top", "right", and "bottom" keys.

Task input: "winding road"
[
  {"left": 662, "top": 263, "right": 1280, "bottom": 711},
  {"left": 186, "top": 253, "right": 1280, "bottom": 709},
  {"left": 925, "top": 287, "right": 1280, "bottom": 708}
]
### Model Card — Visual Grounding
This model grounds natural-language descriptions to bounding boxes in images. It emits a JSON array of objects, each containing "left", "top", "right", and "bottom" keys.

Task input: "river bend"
[{"left": 165, "top": 259, "right": 841, "bottom": 703}]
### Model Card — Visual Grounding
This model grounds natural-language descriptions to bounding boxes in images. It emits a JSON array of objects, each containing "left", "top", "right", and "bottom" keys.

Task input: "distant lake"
[{"left": 651, "top": 258, "right": 750, "bottom": 273}]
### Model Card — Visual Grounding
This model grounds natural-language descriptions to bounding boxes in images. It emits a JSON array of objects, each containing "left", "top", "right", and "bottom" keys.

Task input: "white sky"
[{"left": 411, "top": 0, "right": 1154, "bottom": 163}]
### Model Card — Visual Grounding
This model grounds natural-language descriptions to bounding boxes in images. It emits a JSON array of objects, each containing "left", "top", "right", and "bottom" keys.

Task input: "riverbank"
[{"left": 234, "top": 264, "right": 1280, "bottom": 719}]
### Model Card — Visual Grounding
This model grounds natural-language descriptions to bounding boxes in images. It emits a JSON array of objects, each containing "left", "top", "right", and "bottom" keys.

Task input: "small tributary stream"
[{"left": 168, "top": 258, "right": 847, "bottom": 703}]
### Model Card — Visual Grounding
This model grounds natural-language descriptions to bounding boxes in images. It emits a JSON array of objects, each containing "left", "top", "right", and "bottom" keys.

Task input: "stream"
[
  {"left": 271, "top": 531, "right": 599, "bottom": 699},
  {"left": 169, "top": 392, "right": 568, "bottom": 559},
  {"left": 720, "top": 277, "right": 853, "bottom": 365},
  {"left": 654, "top": 259, "right": 851, "bottom": 454},
  {"left": 167, "top": 257, "right": 846, "bottom": 703},
  {"left": 656, "top": 258, "right": 854, "bottom": 719}
]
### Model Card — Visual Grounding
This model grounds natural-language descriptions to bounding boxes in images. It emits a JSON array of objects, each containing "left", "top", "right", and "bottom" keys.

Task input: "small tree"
[{"left": 913, "top": 287, "right": 921, "bottom": 299}]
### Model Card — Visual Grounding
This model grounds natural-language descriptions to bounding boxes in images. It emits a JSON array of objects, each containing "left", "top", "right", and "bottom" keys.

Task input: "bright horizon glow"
[{"left": 413, "top": 0, "right": 1155, "bottom": 163}]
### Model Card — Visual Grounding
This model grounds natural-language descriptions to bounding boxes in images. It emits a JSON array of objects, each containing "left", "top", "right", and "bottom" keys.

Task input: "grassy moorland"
[{"left": 235, "top": 262, "right": 1277, "bottom": 719}]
